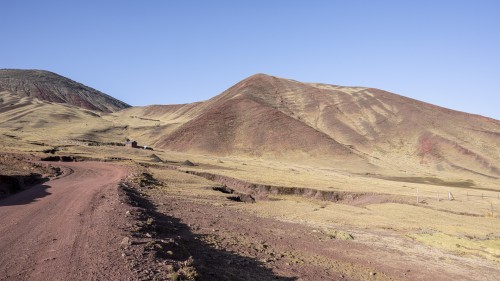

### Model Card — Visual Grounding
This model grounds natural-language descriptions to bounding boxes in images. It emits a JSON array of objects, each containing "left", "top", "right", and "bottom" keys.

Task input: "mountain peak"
[{"left": 0, "top": 69, "right": 130, "bottom": 112}]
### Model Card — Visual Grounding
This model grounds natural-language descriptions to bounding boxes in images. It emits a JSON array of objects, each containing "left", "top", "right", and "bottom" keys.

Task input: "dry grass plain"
[{"left": 152, "top": 151, "right": 500, "bottom": 262}]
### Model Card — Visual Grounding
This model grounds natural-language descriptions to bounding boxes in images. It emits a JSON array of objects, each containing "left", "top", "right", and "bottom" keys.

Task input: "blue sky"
[{"left": 2, "top": 1, "right": 499, "bottom": 120}]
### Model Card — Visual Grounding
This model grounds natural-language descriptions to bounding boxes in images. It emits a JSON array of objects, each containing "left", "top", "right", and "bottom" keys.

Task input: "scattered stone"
[
  {"left": 121, "top": 237, "right": 131, "bottom": 246},
  {"left": 238, "top": 193, "right": 256, "bottom": 203}
]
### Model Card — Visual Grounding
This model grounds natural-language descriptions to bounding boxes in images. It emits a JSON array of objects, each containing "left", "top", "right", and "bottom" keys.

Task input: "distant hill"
[
  {"left": 123, "top": 73, "right": 500, "bottom": 178},
  {"left": 0, "top": 69, "right": 129, "bottom": 112}
]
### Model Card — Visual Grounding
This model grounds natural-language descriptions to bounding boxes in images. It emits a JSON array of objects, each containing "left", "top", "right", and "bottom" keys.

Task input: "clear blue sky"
[{"left": 2, "top": 1, "right": 499, "bottom": 120}]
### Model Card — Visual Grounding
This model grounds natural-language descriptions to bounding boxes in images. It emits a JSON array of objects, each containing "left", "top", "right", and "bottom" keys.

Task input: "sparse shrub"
[
  {"left": 134, "top": 172, "right": 163, "bottom": 188},
  {"left": 322, "top": 228, "right": 354, "bottom": 240}
]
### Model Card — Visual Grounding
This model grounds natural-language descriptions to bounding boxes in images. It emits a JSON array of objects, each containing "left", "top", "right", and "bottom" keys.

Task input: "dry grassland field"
[{"left": 0, "top": 70, "right": 499, "bottom": 281}]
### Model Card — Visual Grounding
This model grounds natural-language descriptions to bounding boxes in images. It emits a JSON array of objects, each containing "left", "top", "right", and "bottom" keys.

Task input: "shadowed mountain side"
[
  {"left": 0, "top": 69, "right": 130, "bottom": 112},
  {"left": 158, "top": 96, "right": 358, "bottom": 160}
]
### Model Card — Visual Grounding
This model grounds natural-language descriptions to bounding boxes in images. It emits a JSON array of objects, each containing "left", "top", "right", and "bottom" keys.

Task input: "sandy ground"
[{"left": 0, "top": 162, "right": 131, "bottom": 281}]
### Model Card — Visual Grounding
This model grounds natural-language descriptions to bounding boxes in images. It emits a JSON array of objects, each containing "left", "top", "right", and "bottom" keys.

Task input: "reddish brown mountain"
[
  {"left": 128, "top": 74, "right": 499, "bottom": 178},
  {"left": 0, "top": 69, "right": 129, "bottom": 112}
]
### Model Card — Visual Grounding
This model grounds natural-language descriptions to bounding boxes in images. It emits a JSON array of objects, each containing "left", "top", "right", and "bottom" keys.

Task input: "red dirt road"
[{"left": 0, "top": 162, "right": 130, "bottom": 281}]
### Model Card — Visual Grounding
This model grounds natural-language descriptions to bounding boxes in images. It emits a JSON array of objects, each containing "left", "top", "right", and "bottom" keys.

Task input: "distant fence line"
[
  {"left": 465, "top": 192, "right": 499, "bottom": 200},
  {"left": 386, "top": 185, "right": 500, "bottom": 200},
  {"left": 414, "top": 189, "right": 500, "bottom": 201},
  {"left": 406, "top": 187, "right": 499, "bottom": 216}
]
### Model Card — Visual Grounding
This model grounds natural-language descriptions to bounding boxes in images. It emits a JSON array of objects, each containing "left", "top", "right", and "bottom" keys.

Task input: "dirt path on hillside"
[{"left": 0, "top": 162, "right": 131, "bottom": 281}]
